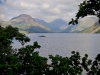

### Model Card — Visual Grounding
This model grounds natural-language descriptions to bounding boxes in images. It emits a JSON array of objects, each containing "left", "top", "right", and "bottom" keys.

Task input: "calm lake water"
[{"left": 13, "top": 33, "right": 100, "bottom": 60}]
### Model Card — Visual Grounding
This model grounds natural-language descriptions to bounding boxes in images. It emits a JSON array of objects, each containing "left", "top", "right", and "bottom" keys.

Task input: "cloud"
[{"left": 0, "top": 0, "right": 84, "bottom": 22}]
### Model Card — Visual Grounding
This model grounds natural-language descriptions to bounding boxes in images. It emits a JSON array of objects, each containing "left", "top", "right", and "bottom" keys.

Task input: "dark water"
[{"left": 13, "top": 33, "right": 100, "bottom": 60}]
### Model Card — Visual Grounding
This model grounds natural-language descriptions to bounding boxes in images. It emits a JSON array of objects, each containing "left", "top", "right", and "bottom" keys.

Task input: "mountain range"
[
  {"left": 0, "top": 14, "right": 99, "bottom": 33},
  {"left": 34, "top": 18, "right": 68, "bottom": 32},
  {"left": 34, "top": 16, "right": 99, "bottom": 33},
  {"left": 0, "top": 14, "right": 53, "bottom": 33},
  {"left": 48, "top": 18, "right": 68, "bottom": 32},
  {"left": 61, "top": 17, "right": 98, "bottom": 33}
]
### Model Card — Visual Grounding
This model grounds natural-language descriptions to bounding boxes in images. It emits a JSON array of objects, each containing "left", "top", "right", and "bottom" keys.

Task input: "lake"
[{"left": 13, "top": 33, "right": 100, "bottom": 60}]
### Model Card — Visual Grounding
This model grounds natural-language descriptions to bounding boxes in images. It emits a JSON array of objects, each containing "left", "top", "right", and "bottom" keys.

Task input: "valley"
[{"left": 0, "top": 14, "right": 100, "bottom": 34}]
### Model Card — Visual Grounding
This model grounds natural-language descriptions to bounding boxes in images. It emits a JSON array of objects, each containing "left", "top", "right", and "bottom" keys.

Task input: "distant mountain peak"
[
  {"left": 18, "top": 14, "right": 32, "bottom": 18},
  {"left": 11, "top": 14, "right": 35, "bottom": 22},
  {"left": 52, "top": 18, "right": 65, "bottom": 22},
  {"left": 55, "top": 18, "right": 64, "bottom": 20},
  {"left": 49, "top": 18, "right": 67, "bottom": 26},
  {"left": 0, "top": 14, "right": 52, "bottom": 33}
]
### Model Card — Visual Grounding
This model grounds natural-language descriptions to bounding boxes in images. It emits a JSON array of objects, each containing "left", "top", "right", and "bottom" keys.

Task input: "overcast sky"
[{"left": 0, "top": 0, "right": 84, "bottom": 22}]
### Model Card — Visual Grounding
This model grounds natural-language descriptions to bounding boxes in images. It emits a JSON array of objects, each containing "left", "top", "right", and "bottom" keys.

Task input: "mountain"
[
  {"left": 34, "top": 18, "right": 68, "bottom": 32},
  {"left": 0, "top": 14, "right": 53, "bottom": 33},
  {"left": 81, "top": 22, "right": 100, "bottom": 33},
  {"left": 62, "top": 17, "right": 98, "bottom": 33},
  {"left": 1, "top": 14, "right": 98, "bottom": 33},
  {"left": 61, "top": 25, "right": 76, "bottom": 33},
  {"left": 48, "top": 18, "right": 68, "bottom": 32},
  {"left": 33, "top": 18, "right": 54, "bottom": 31},
  {"left": 34, "top": 18, "right": 49, "bottom": 26},
  {"left": 71, "top": 17, "right": 98, "bottom": 32}
]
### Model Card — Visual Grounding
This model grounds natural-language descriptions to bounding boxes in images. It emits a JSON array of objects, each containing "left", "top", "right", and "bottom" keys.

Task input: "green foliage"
[
  {"left": 69, "top": 0, "right": 100, "bottom": 25},
  {"left": 0, "top": 25, "right": 30, "bottom": 56},
  {"left": 0, "top": 25, "right": 48, "bottom": 75},
  {"left": 0, "top": 25, "right": 100, "bottom": 75}
]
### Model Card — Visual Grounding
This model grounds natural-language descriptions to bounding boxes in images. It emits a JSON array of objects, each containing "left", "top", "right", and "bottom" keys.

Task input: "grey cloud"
[{"left": 0, "top": 0, "right": 84, "bottom": 22}]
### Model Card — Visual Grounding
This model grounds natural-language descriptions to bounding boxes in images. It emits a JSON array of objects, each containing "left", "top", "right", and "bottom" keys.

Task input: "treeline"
[{"left": 0, "top": 25, "right": 100, "bottom": 75}]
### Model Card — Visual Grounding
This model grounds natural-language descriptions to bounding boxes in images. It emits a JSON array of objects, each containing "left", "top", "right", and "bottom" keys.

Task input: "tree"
[
  {"left": 0, "top": 25, "right": 30, "bottom": 57},
  {"left": 69, "top": 0, "right": 100, "bottom": 25},
  {"left": 0, "top": 25, "right": 48, "bottom": 75}
]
